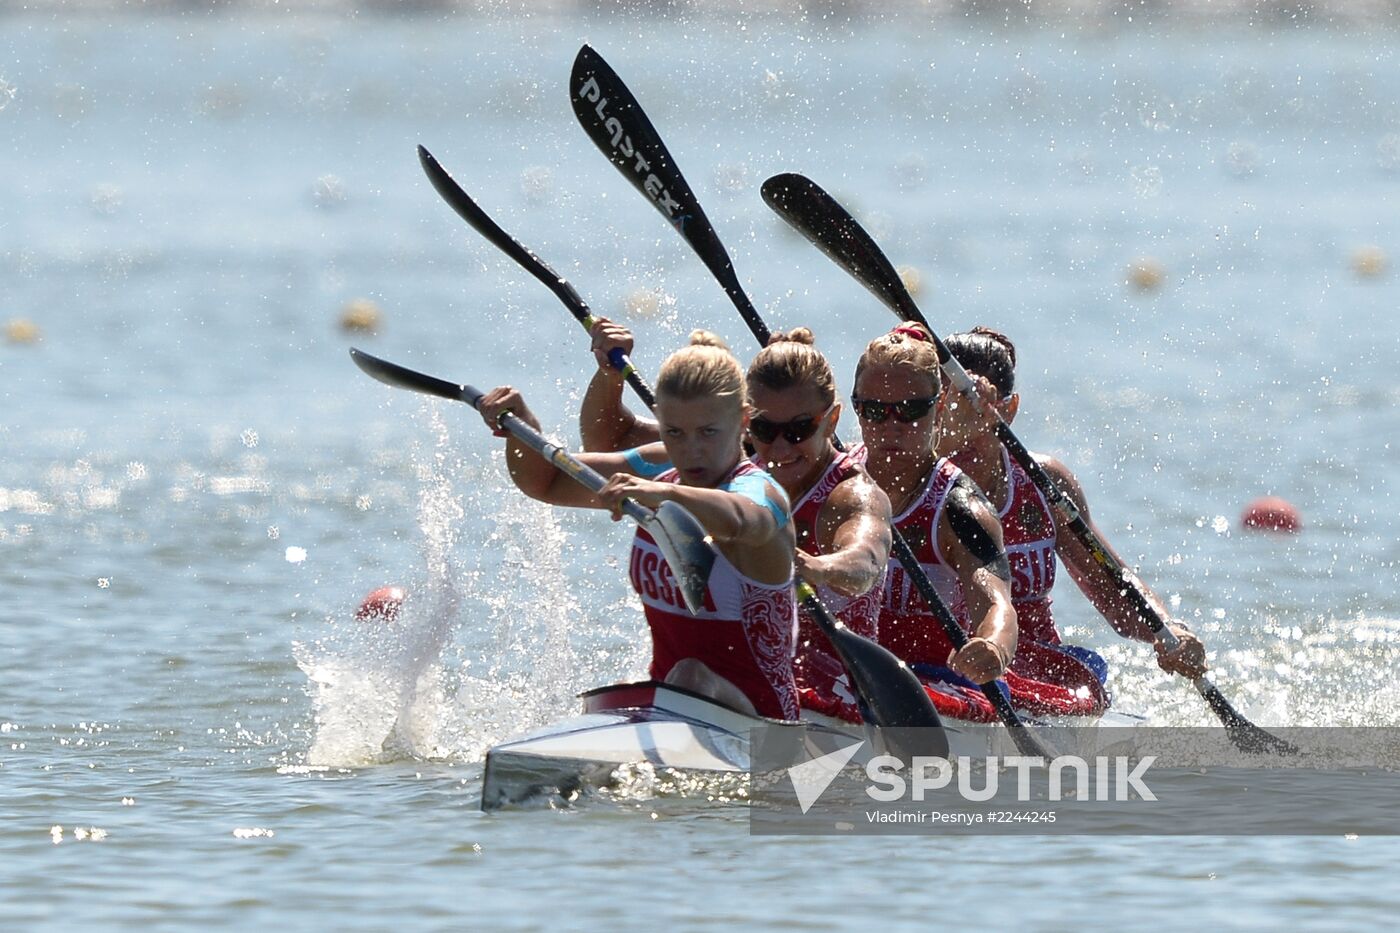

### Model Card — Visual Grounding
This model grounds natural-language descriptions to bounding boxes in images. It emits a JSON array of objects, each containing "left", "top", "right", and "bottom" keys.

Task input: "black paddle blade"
[
  {"left": 570, "top": 46, "right": 715, "bottom": 248},
  {"left": 795, "top": 584, "right": 945, "bottom": 738},
  {"left": 350, "top": 348, "right": 481, "bottom": 409},
  {"left": 760, "top": 173, "right": 920, "bottom": 323},
  {"left": 1201, "top": 685, "right": 1299, "bottom": 755},
  {"left": 417, "top": 146, "right": 592, "bottom": 318},
  {"left": 835, "top": 629, "right": 948, "bottom": 741},
  {"left": 647, "top": 501, "right": 718, "bottom": 616},
  {"left": 569, "top": 45, "right": 759, "bottom": 319}
]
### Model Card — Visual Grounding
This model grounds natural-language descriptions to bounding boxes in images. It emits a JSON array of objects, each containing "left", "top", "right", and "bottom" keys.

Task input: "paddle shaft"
[
  {"left": 571, "top": 47, "right": 1048, "bottom": 755},
  {"left": 349, "top": 348, "right": 654, "bottom": 525},
  {"left": 417, "top": 145, "right": 657, "bottom": 409},
  {"left": 871, "top": 265, "right": 1227, "bottom": 676}
]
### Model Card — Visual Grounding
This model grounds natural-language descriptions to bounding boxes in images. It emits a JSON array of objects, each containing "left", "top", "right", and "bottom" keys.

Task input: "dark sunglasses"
[
  {"left": 850, "top": 396, "right": 938, "bottom": 424},
  {"left": 748, "top": 405, "right": 833, "bottom": 445}
]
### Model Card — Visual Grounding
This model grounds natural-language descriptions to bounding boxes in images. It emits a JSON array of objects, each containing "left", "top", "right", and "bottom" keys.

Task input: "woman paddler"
[
  {"left": 932, "top": 326, "right": 1208, "bottom": 700},
  {"left": 581, "top": 321, "right": 892, "bottom": 723},
  {"left": 850, "top": 323, "right": 1024, "bottom": 720},
  {"left": 477, "top": 331, "right": 801, "bottom": 720}
]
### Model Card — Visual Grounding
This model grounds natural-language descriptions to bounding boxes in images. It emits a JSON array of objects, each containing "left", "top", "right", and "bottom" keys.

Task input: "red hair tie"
[{"left": 892, "top": 323, "right": 930, "bottom": 342}]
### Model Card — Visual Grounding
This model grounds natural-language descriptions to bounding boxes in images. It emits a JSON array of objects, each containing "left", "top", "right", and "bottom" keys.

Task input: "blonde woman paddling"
[
  {"left": 580, "top": 321, "right": 891, "bottom": 723},
  {"left": 480, "top": 332, "right": 800, "bottom": 719}
]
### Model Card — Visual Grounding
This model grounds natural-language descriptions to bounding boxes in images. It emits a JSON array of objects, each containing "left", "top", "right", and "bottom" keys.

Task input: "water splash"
[
  {"left": 297, "top": 405, "right": 468, "bottom": 766},
  {"left": 296, "top": 403, "right": 630, "bottom": 767}
]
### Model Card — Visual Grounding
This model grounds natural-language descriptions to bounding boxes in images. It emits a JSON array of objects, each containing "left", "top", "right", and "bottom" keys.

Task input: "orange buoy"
[
  {"left": 1240, "top": 496, "right": 1301, "bottom": 534},
  {"left": 1352, "top": 245, "right": 1387, "bottom": 279},
  {"left": 5, "top": 318, "right": 41, "bottom": 344},
  {"left": 340, "top": 298, "right": 383, "bottom": 334},
  {"left": 355, "top": 585, "right": 406, "bottom": 622},
  {"left": 1127, "top": 257, "right": 1165, "bottom": 291}
]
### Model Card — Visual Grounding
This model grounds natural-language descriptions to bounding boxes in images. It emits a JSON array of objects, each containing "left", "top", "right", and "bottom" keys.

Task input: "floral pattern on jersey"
[{"left": 739, "top": 580, "right": 800, "bottom": 720}]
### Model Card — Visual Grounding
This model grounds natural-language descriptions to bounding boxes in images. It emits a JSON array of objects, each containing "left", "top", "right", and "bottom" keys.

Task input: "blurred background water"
[{"left": 2, "top": 3, "right": 1398, "bottom": 929}]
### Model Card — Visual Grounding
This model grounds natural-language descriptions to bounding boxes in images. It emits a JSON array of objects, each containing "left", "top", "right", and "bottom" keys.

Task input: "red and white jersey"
[
  {"left": 997, "top": 447, "right": 1060, "bottom": 645},
  {"left": 784, "top": 445, "right": 885, "bottom": 721},
  {"left": 629, "top": 461, "right": 799, "bottom": 720},
  {"left": 876, "top": 454, "right": 968, "bottom": 667}
]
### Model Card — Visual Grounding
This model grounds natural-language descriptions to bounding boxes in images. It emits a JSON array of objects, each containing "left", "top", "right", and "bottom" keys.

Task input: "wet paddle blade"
[
  {"left": 418, "top": 146, "right": 588, "bottom": 313},
  {"left": 350, "top": 348, "right": 479, "bottom": 407},
  {"left": 1201, "top": 683, "right": 1299, "bottom": 755},
  {"left": 794, "top": 582, "right": 947, "bottom": 738},
  {"left": 648, "top": 501, "right": 717, "bottom": 615},
  {"left": 570, "top": 45, "right": 771, "bottom": 345},
  {"left": 760, "top": 173, "right": 919, "bottom": 322},
  {"left": 831, "top": 627, "right": 948, "bottom": 742}
]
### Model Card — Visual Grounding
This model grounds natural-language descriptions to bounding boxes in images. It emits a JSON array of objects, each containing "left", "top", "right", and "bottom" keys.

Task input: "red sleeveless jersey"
[
  {"left": 875, "top": 454, "right": 967, "bottom": 666},
  {"left": 869, "top": 450, "right": 1108, "bottom": 717},
  {"left": 997, "top": 448, "right": 1059, "bottom": 644},
  {"left": 629, "top": 461, "right": 799, "bottom": 720},
  {"left": 995, "top": 450, "right": 1107, "bottom": 706},
  {"left": 784, "top": 445, "right": 885, "bottom": 722}
]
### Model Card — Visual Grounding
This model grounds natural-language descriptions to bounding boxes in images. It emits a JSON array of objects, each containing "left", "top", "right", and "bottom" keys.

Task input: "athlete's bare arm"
[
  {"left": 579, "top": 318, "right": 660, "bottom": 452},
  {"left": 597, "top": 474, "right": 794, "bottom": 585},
  {"left": 938, "top": 475, "right": 1017, "bottom": 684},
  {"left": 1038, "top": 453, "right": 1207, "bottom": 679},
  {"left": 478, "top": 386, "right": 658, "bottom": 508},
  {"left": 798, "top": 472, "right": 892, "bottom": 597}
]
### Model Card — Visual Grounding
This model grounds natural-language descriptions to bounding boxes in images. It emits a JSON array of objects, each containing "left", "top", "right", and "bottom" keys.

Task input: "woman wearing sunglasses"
[
  {"left": 853, "top": 324, "right": 1021, "bottom": 708},
  {"left": 580, "top": 321, "right": 893, "bottom": 723},
  {"left": 480, "top": 331, "right": 801, "bottom": 720},
  {"left": 935, "top": 327, "right": 1208, "bottom": 702}
]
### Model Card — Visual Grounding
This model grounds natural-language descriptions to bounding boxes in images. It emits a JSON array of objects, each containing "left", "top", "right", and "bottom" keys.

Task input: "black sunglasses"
[
  {"left": 748, "top": 405, "right": 833, "bottom": 445},
  {"left": 849, "top": 396, "right": 938, "bottom": 424}
]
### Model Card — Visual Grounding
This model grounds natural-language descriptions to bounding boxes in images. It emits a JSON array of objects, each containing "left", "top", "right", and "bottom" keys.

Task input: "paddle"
[
  {"left": 570, "top": 46, "right": 771, "bottom": 346},
  {"left": 349, "top": 347, "right": 710, "bottom": 614},
  {"left": 417, "top": 145, "right": 657, "bottom": 411},
  {"left": 570, "top": 45, "right": 1040, "bottom": 755},
  {"left": 759, "top": 171, "right": 1298, "bottom": 756}
]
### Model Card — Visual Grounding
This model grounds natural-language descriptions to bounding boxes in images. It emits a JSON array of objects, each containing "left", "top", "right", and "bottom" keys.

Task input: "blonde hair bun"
[
  {"left": 687, "top": 329, "right": 731, "bottom": 351},
  {"left": 747, "top": 325, "right": 835, "bottom": 406},
  {"left": 659, "top": 332, "right": 746, "bottom": 405},
  {"left": 767, "top": 327, "right": 815, "bottom": 347}
]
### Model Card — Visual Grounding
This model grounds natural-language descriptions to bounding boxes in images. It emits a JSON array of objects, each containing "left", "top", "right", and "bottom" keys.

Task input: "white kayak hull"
[{"left": 480, "top": 682, "right": 1144, "bottom": 810}]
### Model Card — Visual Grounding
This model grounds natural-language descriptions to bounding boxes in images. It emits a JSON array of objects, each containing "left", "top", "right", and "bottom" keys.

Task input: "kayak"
[{"left": 480, "top": 681, "right": 1145, "bottom": 810}]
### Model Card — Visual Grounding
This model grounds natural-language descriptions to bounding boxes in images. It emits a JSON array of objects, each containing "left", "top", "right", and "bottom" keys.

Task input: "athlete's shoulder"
[
  {"left": 1028, "top": 451, "right": 1088, "bottom": 506},
  {"left": 826, "top": 466, "right": 892, "bottom": 522},
  {"left": 726, "top": 462, "right": 790, "bottom": 508},
  {"left": 622, "top": 442, "right": 675, "bottom": 480},
  {"left": 1029, "top": 450, "right": 1072, "bottom": 481}
]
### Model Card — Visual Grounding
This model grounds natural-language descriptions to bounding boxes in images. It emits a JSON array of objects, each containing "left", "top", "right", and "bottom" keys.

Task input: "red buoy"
[
  {"left": 355, "top": 585, "right": 406, "bottom": 622},
  {"left": 1240, "top": 497, "right": 1301, "bottom": 534}
]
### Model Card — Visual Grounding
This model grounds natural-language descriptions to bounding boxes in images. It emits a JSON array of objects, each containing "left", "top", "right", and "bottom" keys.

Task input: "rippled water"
[{"left": 3, "top": 7, "right": 1398, "bottom": 929}]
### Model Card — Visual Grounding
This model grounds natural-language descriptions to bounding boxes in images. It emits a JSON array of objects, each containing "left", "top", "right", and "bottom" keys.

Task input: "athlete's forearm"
[
  {"left": 798, "top": 545, "right": 883, "bottom": 597},
  {"left": 661, "top": 484, "right": 781, "bottom": 546},
  {"left": 1060, "top": 534, "right": 1169, "bottom": 643},
  {"left": 580, "top": 369, "right": 657, "bottom": 452},
  {"left": 967, "top": 571, "right": 1018, "bottom": 661}
]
